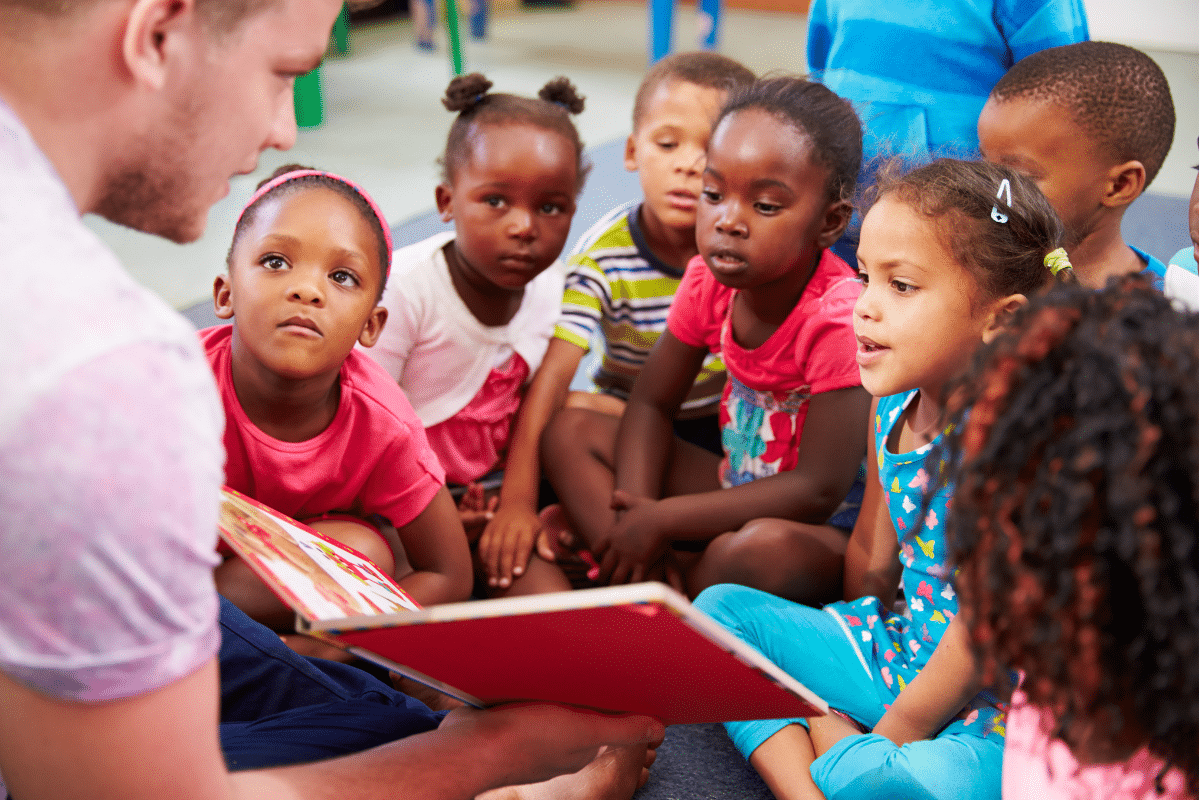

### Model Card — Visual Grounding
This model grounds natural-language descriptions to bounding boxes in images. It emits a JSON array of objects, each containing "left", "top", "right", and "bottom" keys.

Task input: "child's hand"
[
  {"left": 594, "top": 490, "right": 670, "bottom": 585},
  {"left": 458, "top": 482, "right": 498, "bottom": 544},
  {"left": 477, "top": 505, "right": 541, "bottom": 589}
]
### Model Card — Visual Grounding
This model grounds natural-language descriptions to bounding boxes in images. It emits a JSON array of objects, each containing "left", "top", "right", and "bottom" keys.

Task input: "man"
[{"left": 0, "top": 2, "right": 662, "bottom": 798}]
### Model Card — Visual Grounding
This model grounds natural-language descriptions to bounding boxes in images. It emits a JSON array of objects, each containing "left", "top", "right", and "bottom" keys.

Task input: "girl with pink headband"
[{"left": 203, "top": 164, "right": 474, "bottom": 630}]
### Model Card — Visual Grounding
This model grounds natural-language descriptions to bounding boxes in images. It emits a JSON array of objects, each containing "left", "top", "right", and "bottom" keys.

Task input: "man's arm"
[{"left": 0, "top": 659, "right": 663, "bottom": 800}]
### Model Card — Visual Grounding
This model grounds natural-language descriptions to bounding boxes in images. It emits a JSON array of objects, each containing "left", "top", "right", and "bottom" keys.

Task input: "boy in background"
[{"left": 978, "top": 40, "right": 1176, "bottom": 289}]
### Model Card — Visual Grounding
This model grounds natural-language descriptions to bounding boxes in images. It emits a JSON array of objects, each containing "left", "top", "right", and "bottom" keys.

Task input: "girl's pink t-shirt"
[
  {"left": 202, "top": 325, "right": 445, "bottom": 529},
  {"left": 1004, "top": 695, "right": 1190, "bottom": 800}
]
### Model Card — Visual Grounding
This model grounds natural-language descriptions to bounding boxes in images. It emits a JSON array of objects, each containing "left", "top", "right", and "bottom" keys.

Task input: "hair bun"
[
  {"left": 538, "top": 77, "right": 585, "bottom": 114},
  {"left": 442, "top": 73, "right": 494, "bottom": 113}
]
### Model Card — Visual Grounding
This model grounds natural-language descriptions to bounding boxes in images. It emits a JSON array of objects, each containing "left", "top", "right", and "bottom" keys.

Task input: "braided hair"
[{"left": 941, "top": 275, "right": 1198, "bottom": 790}]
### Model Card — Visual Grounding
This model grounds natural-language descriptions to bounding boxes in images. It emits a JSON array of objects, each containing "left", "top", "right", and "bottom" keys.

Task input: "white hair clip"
[{"left": 991, "top": 178, "right": 1012, "bottom": 224}]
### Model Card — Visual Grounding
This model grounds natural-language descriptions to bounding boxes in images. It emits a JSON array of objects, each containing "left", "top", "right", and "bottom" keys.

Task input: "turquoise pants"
[{"left": 695, "top": 584, "right": 1003, "bottom": 800}]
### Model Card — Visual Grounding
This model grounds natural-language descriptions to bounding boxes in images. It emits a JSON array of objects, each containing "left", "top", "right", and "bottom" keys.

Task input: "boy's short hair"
[
  {"left": 990, "top": 41, "right": 1176, "bottom": 187},
  {"left": 632, "top": 52, "right": 755, "bottom": 130}
]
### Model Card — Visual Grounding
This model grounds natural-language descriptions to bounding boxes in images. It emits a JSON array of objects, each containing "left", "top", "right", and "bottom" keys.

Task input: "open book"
[{"left": 217, "top": 487, "right": 827, "bottom": 726}]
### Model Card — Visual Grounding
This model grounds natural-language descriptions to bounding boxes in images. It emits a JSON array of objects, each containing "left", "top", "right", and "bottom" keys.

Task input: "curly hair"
[
  {"left": 438, "top": 72, "right": 590, "bottom": 194},
  {"left": 990, "top": 41, "right": 1176, "bottom": 188},
  {"left": 941, "top": 275, "right": 1198, "bottom": 790}
]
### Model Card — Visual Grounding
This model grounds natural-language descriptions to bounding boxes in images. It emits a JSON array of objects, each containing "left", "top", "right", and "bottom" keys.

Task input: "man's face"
[{"left": 94, "top": 0, "right": 341, "bottom": 243}]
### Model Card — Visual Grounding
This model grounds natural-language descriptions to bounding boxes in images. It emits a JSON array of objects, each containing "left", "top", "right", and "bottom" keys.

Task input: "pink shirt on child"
[
  {"left": 202, "top": 325, "right": 445, "bottom": 528},
  {"left": 667, "top": 251, "right": 861, "bottom": 486},
  {"left": 1003, "top": 695, "right": 1190, "bottom": 800}
]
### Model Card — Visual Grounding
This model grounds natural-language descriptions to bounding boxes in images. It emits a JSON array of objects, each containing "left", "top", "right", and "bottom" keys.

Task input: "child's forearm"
[
  {"left": 612, "top": 395, "right": 676, "bottom": 500},
  {"left": 499, "top": 339, "right": 583, "bottom": 512}
]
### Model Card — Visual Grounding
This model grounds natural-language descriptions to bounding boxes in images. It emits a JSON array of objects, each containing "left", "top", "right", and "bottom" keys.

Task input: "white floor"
[{"left": 83, "top": 1, "right": 1199, "bottom": 311}]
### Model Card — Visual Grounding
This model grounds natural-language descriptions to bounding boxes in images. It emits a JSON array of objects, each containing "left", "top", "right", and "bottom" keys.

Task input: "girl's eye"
[
  {"left": 261, "top": 255, "right": 288, "bottom": 271},
  {"left": 330, "top": 269, "right": 359, "bottom": 287},
  {"left": 754, "top": 201, "right": 781, "bottom": 215},
  {"left": 855, "top": 271, "right": 868, "bottom": 286},
  {"left": 701, "top": 189, "right": 721, "bottom": 203},
  {"left": 540, "top": 202, "right": 565, "bottom": 215},
  {"left": 657, "top": 140, "right": 678, "bottom": 151},
  {"left": 484, "top": 196, "right": 505, "bottom": 208},
  {"left": 891, "top": 279, "right": 916, "bottom": 294}
]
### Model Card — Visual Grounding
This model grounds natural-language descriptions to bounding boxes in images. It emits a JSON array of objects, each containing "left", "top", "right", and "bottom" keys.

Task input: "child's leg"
[
  {"left": 481, "top": 551, "right": 572, "bottom": 597},
  {"left": 540, "top": 407, "right": 720, "bottom": 550},
  {"left": 215, "top": 554, "right": 298, "bottom": 630},
  {"left": 308, "top": 518, "right": 396, "bottom": 575},
  {"left": 564, "top": 390, "right": 626, "bottom": 417},
  {"left": 685, "top": 519, "right": 849, "bottom": 604}
]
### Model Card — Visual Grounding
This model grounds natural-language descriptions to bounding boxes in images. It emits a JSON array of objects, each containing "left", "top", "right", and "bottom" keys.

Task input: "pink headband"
[{"left": 237, "top": 169, "right": 393, "bottom": 281}]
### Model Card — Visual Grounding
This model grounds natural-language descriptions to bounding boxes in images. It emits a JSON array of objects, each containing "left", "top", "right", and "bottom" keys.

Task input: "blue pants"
[
  {"left": 695, "top": 585, "right": 1002, "bottom": 800},
  {"left": 218, "top": 597, "right": 445, "bottom": 770}
]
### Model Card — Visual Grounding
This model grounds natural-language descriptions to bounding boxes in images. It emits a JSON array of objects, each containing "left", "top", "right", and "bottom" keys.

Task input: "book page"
[{"left": 217, "top": 488, "right": 420, "bottom": 622}]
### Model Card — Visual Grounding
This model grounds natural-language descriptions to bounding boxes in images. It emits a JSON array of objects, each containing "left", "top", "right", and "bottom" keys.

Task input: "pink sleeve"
[
  {"left": 797, "top": 276, "right": 862, "bottom": 395},
  {"left": 667, "top": 256, "right": 723, "bottom": 351}
]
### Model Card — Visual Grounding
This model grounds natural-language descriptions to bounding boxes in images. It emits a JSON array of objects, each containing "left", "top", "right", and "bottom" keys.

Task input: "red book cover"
[{"left": 217, "top": 487, "right": 827, "bottom": 726}]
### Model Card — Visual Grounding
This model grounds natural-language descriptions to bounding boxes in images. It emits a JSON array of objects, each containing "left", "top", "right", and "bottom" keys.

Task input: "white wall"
[{"left": 1083, "top": 0, "right": 1198, "bottom": 52}]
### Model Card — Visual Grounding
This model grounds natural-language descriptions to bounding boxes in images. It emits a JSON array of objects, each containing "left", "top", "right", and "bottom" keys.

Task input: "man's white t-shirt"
[{"left": 0, "top": 100, "right": 225, "bottom": 795}]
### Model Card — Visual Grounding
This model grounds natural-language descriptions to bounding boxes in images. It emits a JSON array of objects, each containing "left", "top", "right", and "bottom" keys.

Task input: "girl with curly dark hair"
[{"left": 944, "top": 275, "right": 1197, "bottom": 798}]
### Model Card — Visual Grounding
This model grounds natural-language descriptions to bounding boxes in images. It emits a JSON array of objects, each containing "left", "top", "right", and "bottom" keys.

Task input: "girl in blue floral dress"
[{"left": 696, "top": 159, "right": 1071, "bottom": 800}]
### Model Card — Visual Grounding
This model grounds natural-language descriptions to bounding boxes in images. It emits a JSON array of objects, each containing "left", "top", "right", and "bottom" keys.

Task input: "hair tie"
[
  {"left": 990, "top": 178, "right": 1012, "bottom": 224},
  {"left": 1044, "top": 247, "right": 1072, "bottom": 275},
  {"left": 236, "top": 169, "right": 393, "bottom": 281}
]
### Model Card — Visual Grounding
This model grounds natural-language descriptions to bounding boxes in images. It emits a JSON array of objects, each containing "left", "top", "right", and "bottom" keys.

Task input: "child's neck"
[
  {"left": 230, "top": 342, "right": 341, "bottom": 443},
  {"left": 638, "top": 206, "right": 699, "bottom": 272},
  {"left": 444, "top": 241, "right": 525, "bottom": 327},
  {"left": 895, "top": 388, "right": 945, "bottom": 453},
  {"left": 729, "top": 253, "right": 821, "bottom": 351},
  {"left": 1067, "top": 214, "right": 1143, "bottom": 290}
]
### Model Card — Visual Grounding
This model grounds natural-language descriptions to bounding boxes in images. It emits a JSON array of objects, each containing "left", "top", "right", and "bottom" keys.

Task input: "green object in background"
[
  {"left": 294, "top": 66, "right": 323, "bottom": 128},
  {"left": 332, "top": 3, "right": 350, "bottom": 55},
  {"left": 444, "top": 0, "right": 464, "bottom": 75}
]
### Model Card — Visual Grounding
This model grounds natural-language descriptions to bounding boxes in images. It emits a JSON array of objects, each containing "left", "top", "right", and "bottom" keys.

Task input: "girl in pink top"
[
  {"left": 541, "top": 77, "right": 871, "bottom": 601},
  {"left": 368, "top": 74, "right": 588, "bottom": 597},
  {"left": 944, "top": 277, "right": 1197, "bottom": 799},
  {"left": 206, "top": 165, "right": 473, "bottom": 628}
]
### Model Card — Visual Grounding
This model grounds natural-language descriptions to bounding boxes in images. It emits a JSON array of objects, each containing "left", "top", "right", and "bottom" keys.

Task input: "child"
[
  {"left": 472, "top": 52, "right": 755, "bottom": 591},
  {"left": 977, "top": 40, "right": 1176, "bottom": 289},
  {"left": 542, "top": 77, "right": 870, "bottom": 604},
  {"left": 945, "top": 276, "right": 1197, "bottom": 800},
  {"left": 695, "top": 159, "right": 1066, "bottom": 800},
  {"left": 366, "top": 73, "right": 587, "bottom": 596},
  {"left": 205, "top": 166, "right": 473, "bottom": 627}
]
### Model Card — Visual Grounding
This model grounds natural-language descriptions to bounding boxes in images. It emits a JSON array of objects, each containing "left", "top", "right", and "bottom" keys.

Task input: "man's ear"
[
  {"left": 213, "top": 273, "right": 234, "bottom": 319},
  {"left": 122, "top": 0, "right": 198, "bottom": 91},
  {"left": 1102, "top": 160, "right": 1146, "bottom": 210},
  {"left": 435, "top": 184, "right": 454, "bottom": 223},
  {"left": 358, "top": 306, "right": 388, "bottom": 348},
  {"left": 982, "top": 293, "right": 1026, "bottom": 343},
  {"left": 624, "top": 134, "right": 638, "bottom": 173},
  {"left": 817, "top": 200, "right": 853, "bottom": 250}
]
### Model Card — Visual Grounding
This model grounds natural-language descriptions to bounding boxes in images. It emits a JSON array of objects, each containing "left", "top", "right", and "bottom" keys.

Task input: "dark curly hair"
[
  {"left": 438, "top": 72, "right": 590, "bottom": 194},
  {"left": 940, "top": 275, "right": 1198, "bottom": 790},
  {"left": 715, "top": 76, "right": 862, "bottom": 204},
  {"left": 990, "top": 41, "right": 1176, "bottom": 188}
]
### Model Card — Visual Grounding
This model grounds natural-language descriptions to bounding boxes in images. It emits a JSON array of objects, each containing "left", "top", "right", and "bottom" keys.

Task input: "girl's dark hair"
[
  {"left": 867, "top": 159, "right": 1067, "bottom": 302},
  {"left": 439, "top": 72, "right": 590, "bottom": 194},
  {"left": 227, "top": 164, "right": 391, "bottom": 296},
  {"left": 715, "top": 76, "right": 862, "bottom": 203},
  {"left": 941, "top": 275, "right": 1198, "bottom": 791}
]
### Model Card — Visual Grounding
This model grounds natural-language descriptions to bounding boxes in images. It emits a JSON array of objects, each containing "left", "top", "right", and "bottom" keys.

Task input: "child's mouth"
[
  {"left": 706, "top": 250, "right": 745, "bottom": 274},
  {"left": 855, "top": 335, "right": 887, "bottom": 365}
]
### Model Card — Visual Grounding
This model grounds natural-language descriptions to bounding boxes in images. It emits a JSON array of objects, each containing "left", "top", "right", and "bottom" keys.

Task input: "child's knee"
[
  {"left": 813, "top": 733, "right": 1002, "bottom": 800},
  {"left": 694, "top": 520, "right": 846, "bottom": 604},
  {"left": 540, "top": 406, "right": 614, "bottom": 467}
]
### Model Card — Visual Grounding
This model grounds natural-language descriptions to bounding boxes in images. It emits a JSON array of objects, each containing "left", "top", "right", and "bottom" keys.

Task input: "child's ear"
[
  {"left": 816, "top": 200, "right": 854, "bottom": 250},
  {"left": 213, "top": 273, "right": 234, "bottom": 320},
  {"left": 623, "top": 134, "right": 638, "bottom": 173},
  {"left": 435, "top": 184, "right": 454, "bottom": 223},
  {"left": 358, "top": 305, "right": 389, "bottom": 348},
  {"left": 1102, "top": 160, "right": 1146, "bottom": 209},
  {"left": 981, "top": 293, "right": 1027, "bottom": 343}
]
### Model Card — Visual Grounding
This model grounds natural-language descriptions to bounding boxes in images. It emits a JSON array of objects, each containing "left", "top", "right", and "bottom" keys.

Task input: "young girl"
[
  {"left": 694, "top": 159, "right": 1067, "bottom": 800},
  {"left": 366, "top": 74, "right": 585, "bottom": 596},
  {"left": 946, "top": 276, "right": 1197, "bottom": 799},
  {"left": 540, "top": 77, "right": 870, "bottom": 603},
  {"left": 206, "top": 166, "right": 474, "bottom": 628}
]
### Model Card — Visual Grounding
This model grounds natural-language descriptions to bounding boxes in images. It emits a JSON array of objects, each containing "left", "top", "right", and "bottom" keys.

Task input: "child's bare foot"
[
  {"left": 482, "top": 742, "right": 658, "bottom": 800},
  {"left": 538, "top": 505, "right": 600, "bottom": 586}
]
